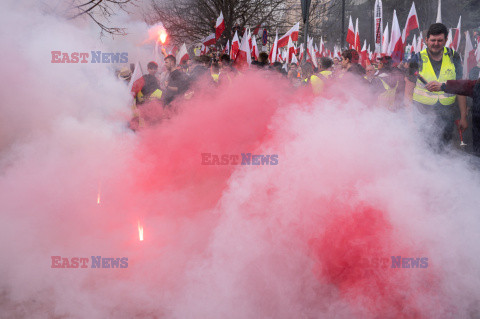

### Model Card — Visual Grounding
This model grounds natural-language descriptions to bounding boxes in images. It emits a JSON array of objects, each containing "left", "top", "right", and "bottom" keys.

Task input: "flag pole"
[{"left": 301, "top": 0, "right": 311, "bottom": 63}]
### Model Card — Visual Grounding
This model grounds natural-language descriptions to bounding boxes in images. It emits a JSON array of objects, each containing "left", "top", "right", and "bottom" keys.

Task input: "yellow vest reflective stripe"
[
  {"left": 310, "top": 75, "right": 324, "bottom": 95},
  {"left": 149, "top": 89, "right": 163, "bottom": 100},
  {"left": 413, "top": 47, "right": 456, "bottom": 106},
  {"left": 136, "top": 88, "right": 163, "bottom": 102},
  {"left": 320, "top": 70, "right": 332, "bottom": 79},
  {"left": 378, "top": 78, "right": 398, "bottom": 109}
]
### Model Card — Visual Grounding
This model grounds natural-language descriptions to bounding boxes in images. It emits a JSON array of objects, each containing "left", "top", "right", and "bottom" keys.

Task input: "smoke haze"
[{"left": 1, "top": 1, "right": 480, "bottom": 318}]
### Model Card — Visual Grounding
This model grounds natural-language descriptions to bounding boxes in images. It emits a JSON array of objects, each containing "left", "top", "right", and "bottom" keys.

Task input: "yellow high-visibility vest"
[
  {"left": 378, "top": 77, "right": 398, "bottom": 110},
  {"left": 413, "top": 47, "right": 457, "bottom": 106},
  {"left": 320, "top": 70, "right": 332, "bottom": 79},
  {"left": 310, "top": 75, "right": 324, "bottom": 95}
]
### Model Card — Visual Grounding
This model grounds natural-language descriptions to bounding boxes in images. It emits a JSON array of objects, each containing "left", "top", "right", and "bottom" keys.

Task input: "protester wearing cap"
[{"left": 405, "top": 23, "right": 467, "bottom": 150}]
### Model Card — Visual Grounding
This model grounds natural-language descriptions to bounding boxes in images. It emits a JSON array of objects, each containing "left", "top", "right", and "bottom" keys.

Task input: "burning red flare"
[
  {"left": 158, "top": 30, "right": 167, "bottom": 44},
  {"left": 97, "top": 181, "right": 101, "bottom": 205},
  {"left": 138, "top": 221, "right": 144, "bottom": 241}
]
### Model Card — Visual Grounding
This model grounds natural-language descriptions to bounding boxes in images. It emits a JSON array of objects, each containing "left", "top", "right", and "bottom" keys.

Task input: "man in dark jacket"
[{"left": 426, "top": 78, "right": 480, "bottom": 156}]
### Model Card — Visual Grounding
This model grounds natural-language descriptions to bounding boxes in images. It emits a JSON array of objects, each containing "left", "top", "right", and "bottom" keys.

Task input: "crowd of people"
[{"left": 119, "top": 23, "right": 480, "bottom": 158}]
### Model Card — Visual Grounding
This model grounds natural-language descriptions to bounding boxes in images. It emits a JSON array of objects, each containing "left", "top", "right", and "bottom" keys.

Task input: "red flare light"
[
  {"left": 138, "top": 221, "right": 144, "bottom": 241},
  {"left": 158, "top": 30, "right": 167, "bottom": 44}
]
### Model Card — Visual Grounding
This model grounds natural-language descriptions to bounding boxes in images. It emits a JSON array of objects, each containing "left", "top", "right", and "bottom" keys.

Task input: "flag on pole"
[
  {"left": 231, "top": 31, "right": 240, "bottom": 60},
  {"left": 354, "top": 18, "right": 361, "bottom": 52},
  {"left": 319, "top": 37, "right": 325, "bottom": 56},
  {"left": 252, "top": 35, "right": 259, "bottom": 60},
  {"left": 381, "top": 23, "right": 389, "bottom": 57},
  {"left": 128, "top": 62, "right": 142, "bottom": 93},
  {"left": 446, "top": 29, "right": 452, "bottom": 48},
  {"left": 374, "top": 0, "right": 383, "bottom": 54},
  {"left": 236, "top": 32, "right": 252, "bottom": 68},
  {"left": 269, "top": 30, "right": 279, "bottom": 63},
  {"left": 202, "top": 33, "right": 216, "bottom": 46},
  {"left": 360, "top": 40, "right": 368, "bottom": 68},
  {"left": 215, "top": 11, "right": 225, "bottom": 40},
  {"left": 247, "top": 28, "right": 252, "bottom": 52},
  {"left": 176, "top": 43, "right": 189, "bottom": 64},
  {"left": 450, "top": 16, "right": 461, "bottom": 51},
  {"left": 307, "top": 37, "right": 318, "bottom": 68},
  {"left": 464, "top": 31, "right": 477, "bottom": 78},
  {"left": 222, "top": 40, "right": 230, "bottom": 55},
  {"left": 277, "top": 22, "right": 300, "bottom": 48},
  {"left": 402, "top": 2, "right": 420, "bottom": 43},
  {"left": 291, "top": 53, "right": 299, "bottom": 65},
  {"left": 388, "top": 10, "right": 403, "bottom": 63},
  {"left": 436, "top": 0, "right": 442, "bottom": 23},
  {"left": 287, "top": 36, "right": 296, "bottom": 63},
  {"left": 346, "top": 16, "right": 355, "bottom": 47}
]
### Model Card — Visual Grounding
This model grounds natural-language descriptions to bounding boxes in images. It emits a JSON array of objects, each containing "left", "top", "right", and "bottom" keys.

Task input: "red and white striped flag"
[
  {"left": 202, "top": 33, "right": 216, "bottom": 47},
  {"left": 464, "top": 31, "right": 477, "bottom": 78},
  {"left": 402, "top": 2, "right": 420, "bottom": 43},
  {"left": 215, "top": 11, "right": 225, "bottom": 40},
  {"left": 269, "top": 30, "right": 279, "bottom": 63},
  {"left": 346, "top": 16, "right": 355, "bottom": 47},
  {"left": 354, "top": 18, "right": 361, "bottom": 52},
  {"left": 176, "top": 43, "right": 189, "bottom": 64},
  {"left": 287, "top": 36, "right": 296, "bottom": 63},
  {"left": 277, "top": 22, "right": 300, "bottom": 48},
  {"left": 252, "top": 35, "right": 259, "bottom": 60},
  {"left": 235, "top": 32, "right": 252, "bottom": 68},
  {"left": 388, "top": 10, "right": 403, "bottom": 63},
  {"left": 450, "top": 16, "right": 461, "bottom": 51},
  {"left": 381, "top": 23, "right": 389, "bottom": 57},
  {"left": 231, "top": 31, "right": 240, "bottom": 60}
]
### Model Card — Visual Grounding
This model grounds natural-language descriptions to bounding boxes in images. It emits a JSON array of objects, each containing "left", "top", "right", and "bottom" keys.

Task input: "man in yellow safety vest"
[{"left": 405, "top": 23, "right": 467, "bottom": 150}]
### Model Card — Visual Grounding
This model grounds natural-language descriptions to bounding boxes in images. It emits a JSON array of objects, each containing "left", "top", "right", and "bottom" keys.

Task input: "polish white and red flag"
[
  {"left": 450, "top": 16, "right": 461, "bottom": 51},
  {"left": 334, "top": 45, "right": 341, "bottom": 58},
  {"left": 176, "top": 43, "right": 189, "bottom": 64},
  {"left": 446, "top": 28, "right": 452, "bottom": 48},
  {"left": 215, "top": 11, "right": 225, "bottom": 40},
  {"left": 277, "top": 22, "right": 300, "bottom": 48},
  {"left": 222, "top": 40, "right": 230, "bottom": 54},
  {"left": 418, "top": 31, "right": 424, "bottom": 51},
  {"left": 307, "top": 37, "right": 318, "bottom": 68},
  {"left": 231, "top": 31, "right": 240, "bottom": 60},
  {"left": 319, "top": 37, "right": 325, "bottom": 57},
  {"left": 360, "top": 40, "right": 368, "bottom": 68},
  {"left": 291, "top": 52, "right": 299, "bottom": 65},
  {"left": 354, "top": 18, "right": 361, "bottom": 52},
  {"left": 381, "top": 23, "right": 389, "bottom": 57},
  {"left": 269, "top": 30, "right": 279, "bottom": 63},
  {"left": 315, "top": 44, "right": 321, "bottom": 58},
  {"left": 252, "top": 35, "right": 259, "bottom": 60},
  {"left": 247, "top": 28, "right": 252, "bottom": 51},
  {"left": 346, "top": 16, "right": 355, "bottom": 47},
  {"left": 463, "top": 31, "right": 477, "bottom": 78},
  {"left": 202, "top": 33, "right": 216, "bottom": 47},
  {"left": 402, "top": 2, "right": 419, "bottom": 43},
  {"left": 287, "top": 36, "right": 296, "bottom": 63},
  {"left": 388, "top": 10, "right": 403, "bottom": 63},
  {"left": 235, "top": 31, "right": 252, "bottom": 68}
]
